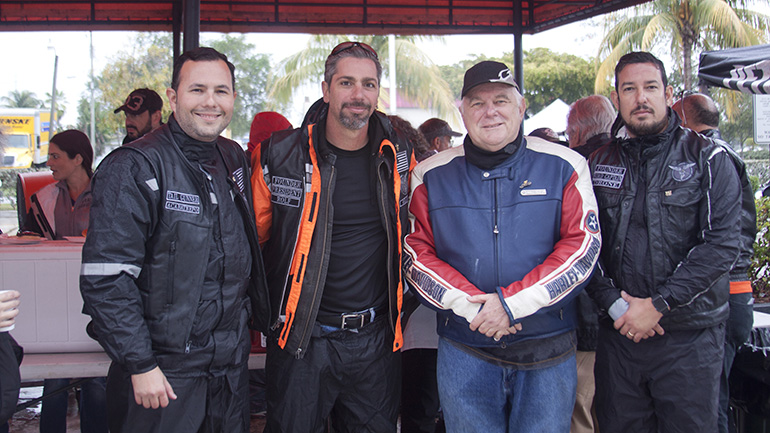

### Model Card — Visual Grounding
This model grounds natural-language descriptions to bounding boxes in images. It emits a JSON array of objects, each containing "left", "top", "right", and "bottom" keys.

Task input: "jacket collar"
[{"left": 614, "top": 108, "right": 681, "bottom": 159}]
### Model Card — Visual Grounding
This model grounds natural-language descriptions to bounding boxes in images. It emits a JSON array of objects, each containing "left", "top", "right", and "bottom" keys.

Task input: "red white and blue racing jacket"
[{"left": 404, "top": 136, "right": 601, "bottom": 347}]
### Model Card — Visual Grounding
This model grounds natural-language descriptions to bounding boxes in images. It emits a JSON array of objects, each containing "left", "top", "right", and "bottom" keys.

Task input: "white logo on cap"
[{"left": 491, "top": 68, "right": 516, "bottom": 87}]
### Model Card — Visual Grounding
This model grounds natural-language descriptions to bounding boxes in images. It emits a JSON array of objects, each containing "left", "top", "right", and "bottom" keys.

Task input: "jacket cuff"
[
  {"left": 608, "top": 298, "right": 629, "bottom": 321},
  {"left": 495, "top": 287, "right": 516, "bottom": 325},
  {"left": 124, "top": 357, "right": 159, "bottom": 375}
]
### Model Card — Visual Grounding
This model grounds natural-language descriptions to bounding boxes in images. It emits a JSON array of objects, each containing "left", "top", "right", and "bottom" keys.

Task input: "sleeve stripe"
[{"left": 81, "top": 263, "right": 142, "bottom": 278}]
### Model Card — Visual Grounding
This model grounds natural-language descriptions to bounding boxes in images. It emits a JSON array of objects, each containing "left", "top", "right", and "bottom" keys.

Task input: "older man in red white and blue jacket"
[{"left": 404, "top": 61, "right": 601, "bottom": 433}]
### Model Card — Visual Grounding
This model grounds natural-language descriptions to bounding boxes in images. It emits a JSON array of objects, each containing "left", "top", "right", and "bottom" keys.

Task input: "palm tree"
[
  {"left": 267, "top": 35, "right": 460, "bottom": 125},
  {"left": 1, "top": 90, "right": 42, "bottom": 108},
  {"left": 595, "top": 0, "right": 770, "bottom": 93},
  {"left": 44, "top": 89, "right": 67, "bottom": 126}
]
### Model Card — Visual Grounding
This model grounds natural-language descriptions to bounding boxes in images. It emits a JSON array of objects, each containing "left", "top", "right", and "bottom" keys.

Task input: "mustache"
[
  {"left": 342, "top": 101, "right": 372, "bottom": 110},
  {"left": 631, "top": 104, "right": 653, "bottom": 114}
]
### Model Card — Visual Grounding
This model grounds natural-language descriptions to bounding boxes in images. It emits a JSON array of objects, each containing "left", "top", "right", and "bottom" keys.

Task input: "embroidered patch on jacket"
[
  {"left": 593, "top": 165, "right": 626, "bottom": 189},
  {"left": 585, "top": 210, "right": 600, "bottom": 234},
  {"left": 165, "top": 190, "right": 201, "bottom": 214},
  {"left": 271, "top": 176, "right": 302, "bottom": 207},
  {"left": 232, "top": 167, "right": 246, "bottom": 193},
  {"left": 669, "top": 162, "right": 696, "bottom": 182},
  {"left": 396, "top": 150, "right": 409, "bottom": 174}
]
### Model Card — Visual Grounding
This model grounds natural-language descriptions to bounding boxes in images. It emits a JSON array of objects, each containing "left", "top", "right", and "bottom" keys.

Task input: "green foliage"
[
  {"left": 268, "top": 35, "right": 460, "bottom": 126},
  {"left": 716, "top": 91, "right": 754, "bottom": 151},
  {"left": 437, "top": 48, "right": 597, "bottom": 116},
  {"left": 76, "top": 33, "right": 275, "bottom": 150},
  {"left": 206, "top": 35, "right": 273, "bottom": 137},
  {"left": 0, "top": 168, "right": 43, "bottom": 210},
  {"left": 44, "top": 89, "right": 67, "bottom": 130},
  {"left": 595, "top": 0, "right": 770, "bottom": 93},
  {"left": 80, "top": 33, "right": 173, "bottom": 153},
  {"left": 76, "top": 95, "right": 114, "bottom": 157},
  {"left": 520, "top": 48, "right": 596, "bottom": 114},
  {"left": 1, "top": 90, "right": 42, "bottom": 108},
  {"left": 751, "top": 197, "right": 770, "bottom": 300}
]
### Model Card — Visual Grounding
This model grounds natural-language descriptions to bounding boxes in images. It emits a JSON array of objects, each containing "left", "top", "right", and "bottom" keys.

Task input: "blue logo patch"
[{"left": 585, "top": 210, "right": 599, "bottom": 234}]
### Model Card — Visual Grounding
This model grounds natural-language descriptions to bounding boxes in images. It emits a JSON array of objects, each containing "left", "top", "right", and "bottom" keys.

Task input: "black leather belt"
[{"left": 316, "top": 306, "right": 386, "bottom": 330}]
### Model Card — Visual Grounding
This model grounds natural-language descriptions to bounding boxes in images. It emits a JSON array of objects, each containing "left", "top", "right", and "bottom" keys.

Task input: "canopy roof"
[
  {"left": 698, "top": 44, "right": 770, "bottom": 95},
  {"left": 0, "top": 0, "right": 647, "bottom": 35}
]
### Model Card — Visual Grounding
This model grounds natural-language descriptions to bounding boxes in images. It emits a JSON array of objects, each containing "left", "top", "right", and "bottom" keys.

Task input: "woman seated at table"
[
  {"left": 17, "top": 130, "right": 106, "bottom": 433},
  {"left": 19, "top": 130, "right": 93, "bottom": 239}
]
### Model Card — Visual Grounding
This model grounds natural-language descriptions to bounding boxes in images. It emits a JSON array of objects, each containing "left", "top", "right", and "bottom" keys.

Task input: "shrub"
[
  {"left": 0, "top": 168, "right": 47, "bottom": 209},
  {"left": 750, "top": 197, "right": 770, "bottom": 301}
]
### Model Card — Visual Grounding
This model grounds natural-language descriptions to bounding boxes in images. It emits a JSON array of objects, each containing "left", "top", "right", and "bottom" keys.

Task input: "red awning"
[{"left": 0, "top": 0, "right": 649, "bottom": 35}]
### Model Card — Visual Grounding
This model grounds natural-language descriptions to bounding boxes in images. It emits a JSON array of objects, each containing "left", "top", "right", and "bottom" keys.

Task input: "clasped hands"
[
  {"left": 614, "top": 290, "right": 665, "bottom": 343},
  {"left": 468, "top": 293, "right": 522, "bottom": 341}
]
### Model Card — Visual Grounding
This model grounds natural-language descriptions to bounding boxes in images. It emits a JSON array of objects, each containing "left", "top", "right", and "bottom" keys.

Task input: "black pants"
[
  {"left": 265, "top": 317, "right": 401, "bottom": 433},
  {"left": 595, "top": 324, "right": 724, "bottom": 433},
  {"left": 0, "top": 333, "right": 20, "bottom": 425},
  {"left": 106, "top": 362, "right": 250, "bottom": 433},
  {"left": 719, "top": 293, "right": 754, "bottom": 433},
  {"left": 401, "top": 349, "right": 444, "bottom": 433}
]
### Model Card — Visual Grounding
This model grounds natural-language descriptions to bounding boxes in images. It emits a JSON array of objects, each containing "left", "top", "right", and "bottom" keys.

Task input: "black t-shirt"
[{"left": 319, "top": 141, "right": 388, "bottom": 315}]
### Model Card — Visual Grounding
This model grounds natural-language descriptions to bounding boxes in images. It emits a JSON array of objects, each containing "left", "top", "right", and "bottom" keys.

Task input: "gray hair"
[
  {"left": 567, "top": 95, "right": 615, "bottom": 148},
  {"left": 324, "top": 44, "right": 382, "bottom": 85}
]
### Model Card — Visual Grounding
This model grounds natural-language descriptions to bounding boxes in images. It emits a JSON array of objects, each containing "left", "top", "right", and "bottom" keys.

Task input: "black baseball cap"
[
  {"left": 461, "top": 61, "right": 519, "bottom": 98},
  {"left": 419, "top": 118, "right": 462, "bottom": 142},
  {"left": 114, "top": 88, "right": 163, "bottom": 115}
]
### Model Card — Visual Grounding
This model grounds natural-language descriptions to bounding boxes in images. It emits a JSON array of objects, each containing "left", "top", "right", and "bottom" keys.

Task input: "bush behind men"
[{"left": 81, "top": 47, "right": 268, "bottom": 433}]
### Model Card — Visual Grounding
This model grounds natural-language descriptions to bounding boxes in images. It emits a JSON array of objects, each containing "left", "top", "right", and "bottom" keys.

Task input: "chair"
[{"left": 16, "top": 171, "right": 56, "bottom": 230}]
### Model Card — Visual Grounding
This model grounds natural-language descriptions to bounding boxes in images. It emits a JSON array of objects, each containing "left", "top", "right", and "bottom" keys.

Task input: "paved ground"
[{"left": 7, "top": 386, "right": 267, "bottom": 432}]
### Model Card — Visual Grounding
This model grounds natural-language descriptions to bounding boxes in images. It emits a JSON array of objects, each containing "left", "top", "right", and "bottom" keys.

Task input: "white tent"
[{"left": 523, "top": 99, "right": 570, "bottom": 135}]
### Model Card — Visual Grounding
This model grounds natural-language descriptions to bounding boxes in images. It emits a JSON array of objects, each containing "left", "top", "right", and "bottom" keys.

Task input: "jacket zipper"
[
  {"left": 377, "top": 159, "right": 396, "bottom": 332},
  {"left": 275, "top": 167, "right": 311, "bottom": 330},
  {"left": 493, "top": 177, "right": 500, "bottom": 286},
  {"left": 294, "top": 164, "right": 335, "bottom": 358}
]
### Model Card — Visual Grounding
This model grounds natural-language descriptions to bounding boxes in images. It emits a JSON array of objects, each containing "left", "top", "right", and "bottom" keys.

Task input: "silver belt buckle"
[{"left": 341, "top": 313, "right": 365, "bottom": 330}]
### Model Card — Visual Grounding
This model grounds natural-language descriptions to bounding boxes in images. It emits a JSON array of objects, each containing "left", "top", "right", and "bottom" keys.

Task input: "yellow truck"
[{"left": 0, "top": 108, "right": 51, "bottom": 168}]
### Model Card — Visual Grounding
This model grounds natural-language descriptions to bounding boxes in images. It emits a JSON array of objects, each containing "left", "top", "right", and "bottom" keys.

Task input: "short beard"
[
  {"left": 624, "top": 116, "right": 668, "bottom": 137},
  {"left": 338, "top": 102, "right": 372, "bottom": 130}
]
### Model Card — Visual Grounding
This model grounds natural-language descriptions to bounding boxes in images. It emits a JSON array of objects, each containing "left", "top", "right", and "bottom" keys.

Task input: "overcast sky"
[
  {"left": 2, "top": 0, "right": 768, "bottom": 127},
  {"left": 0, "top": 17, "right": 609, "bottom": 127}
]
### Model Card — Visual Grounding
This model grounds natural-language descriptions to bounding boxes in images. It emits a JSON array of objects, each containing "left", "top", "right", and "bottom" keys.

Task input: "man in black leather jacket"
[
  {"left": 673, "top": 92, "right": 756, "bottom": 433},
  {"left": 252, "top": 42, "right": 413, "bottom": 433},
  {"left": 80, "top": 47, "right": 267, "bottom": 433},
  {"left": 587, "top": 52, "right": 741, "bottom": 433}
]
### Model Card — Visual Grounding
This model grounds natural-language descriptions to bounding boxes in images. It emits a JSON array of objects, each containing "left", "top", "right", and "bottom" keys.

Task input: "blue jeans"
[{"left": 437, "top": 337, "right": 576, "bottom": 433}]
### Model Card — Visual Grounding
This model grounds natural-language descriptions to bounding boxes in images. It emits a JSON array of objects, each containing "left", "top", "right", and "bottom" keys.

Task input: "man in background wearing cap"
[
  {"left": 404, "top": 60, "right": 600, "bottom": 432},
  {"left": 114, "top": 88, "right": 164, "bottom": 145},
  {"left": 416, "top": 118, "right": 462, "bottom": 161}
]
